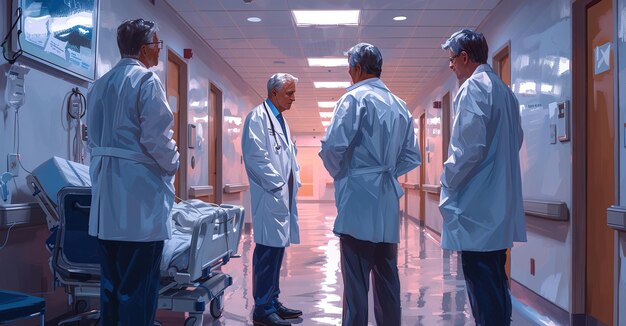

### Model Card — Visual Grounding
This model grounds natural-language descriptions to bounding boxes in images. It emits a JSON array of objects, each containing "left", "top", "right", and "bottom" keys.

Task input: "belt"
[
  {"left": 349, "top": 165, "right": 403, "bottom": 197},
  {"left": 91, "top": 147, "right": 156, "bottom": 165}
]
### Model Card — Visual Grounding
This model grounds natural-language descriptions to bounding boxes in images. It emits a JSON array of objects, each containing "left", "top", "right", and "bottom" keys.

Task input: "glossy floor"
[{"left": 157, "top": 202, "right": 553, "bottom": 326}]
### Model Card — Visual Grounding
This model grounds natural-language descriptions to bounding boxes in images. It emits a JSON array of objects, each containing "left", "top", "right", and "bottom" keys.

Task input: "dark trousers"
[
  {"left": 461, "top": 249, "right": 512, "bottom": 326},
  {"left": 252, "top": 243, "right": 285, "bottom": 318},
  {"left": 340, "top": 235, "right": 401, "bottom": 326},
  {"left": 97, "top": 239, "right": 164, "bottom": 326}
]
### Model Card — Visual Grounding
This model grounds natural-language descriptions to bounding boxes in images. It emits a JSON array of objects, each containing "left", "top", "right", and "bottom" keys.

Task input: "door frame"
[
  {"left": 167, "top": 49, "right": 189, "bottom": 200},
  {"left": 572, "top": 0, "right": 620, "bottom": 323},
  {"left": 493, "top": 41, "right": 511, "bottom": 86},
  {"left": 419, "top": 113, "right": 426, "bottom": 222},
  {"left": 209, "top": 83, "right": 223, "bottom": 204}
]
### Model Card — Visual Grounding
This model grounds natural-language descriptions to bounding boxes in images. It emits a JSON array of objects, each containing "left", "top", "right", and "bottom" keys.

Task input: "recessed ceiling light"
[
  {"left": 247, "top": 17, "right": 262, "bottom": 23},
  {"left": 318, "top": 101, "right": 336, "bottom": 108},
  {"left": 314, "top": 81, "right": 351, "bottom": 88},
  {"left": 308, "top": 57, "right": 348, "bottom": 67},
  {"left": 292, "top": 10, "right": 360, "bottom": 26},
  {"left": 321, "top": 120, "right": 332, "bottom": 127},
  {"left": 393, "top": 16, "right": 407, "bottom": 21},
  {"left": 319, "top": 111, "right": 334, "bottom": 119}
]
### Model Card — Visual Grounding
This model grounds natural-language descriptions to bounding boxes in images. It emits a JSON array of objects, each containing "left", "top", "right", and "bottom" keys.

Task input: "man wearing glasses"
[
  {"left": 87, "top": 19, "right": 179, "bottom": 325},
  {"left": 439, "top": 29, "right": 526, "bottom": 326}
]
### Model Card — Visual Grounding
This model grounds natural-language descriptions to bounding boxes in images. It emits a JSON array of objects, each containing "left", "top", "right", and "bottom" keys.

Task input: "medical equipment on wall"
[
  {"left": 557, "top": 100, "right": 570, "bottom": 142},
  {"left": 263, "top": 102, "right": 281, "bottom": 152},
  {"left": 61, "top": 88, "right": 87, "bottom": 163},
  {"left": 0, "top": 172, "right": 13, "bottom": 205},
  {"left": 187, "top": 124, "right": 196, "bottom": 149},
  {"left": 4, "top": 63, "right": 30, "bottom": 112}
]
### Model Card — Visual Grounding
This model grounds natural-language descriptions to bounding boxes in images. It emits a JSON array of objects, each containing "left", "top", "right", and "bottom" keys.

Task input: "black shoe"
[
  {"left": 275, "top": 302, "right": 302, "bottom": 319},
  {"left": 253, "top": 312, "right": 292, "bottom": 326}
]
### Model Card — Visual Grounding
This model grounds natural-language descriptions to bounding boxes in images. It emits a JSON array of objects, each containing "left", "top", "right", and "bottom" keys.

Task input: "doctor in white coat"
[
  {"left": 319, "top": 43, "right": 421, "bottom": 326},
  {"left": 86, "top": 19, "right": 179, "bottom": 326},
  {"left": 242, "top": 73, "right": 302, "bottom": 326},
  {"left": 439, "top": 29, "right": 526, "bottom": 326}
]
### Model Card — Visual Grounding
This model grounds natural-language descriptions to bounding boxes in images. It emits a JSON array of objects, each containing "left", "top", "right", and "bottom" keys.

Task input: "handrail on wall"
[
  {"left": 188, "top": 185, "right": 214, "bottom": 198},
  {"left": 607, "top": 205, "right": 626, "bottom": 232},
  {"left": 523, "top": 199, "right": 568, "bottom": 221},
  {"left": 0, "top": 203, "right": 46, "bottom": 229},
  {"left": 223, "top": 184, "right": 249, "bottom": 194},
  {"left": 421, "top": 184, "right": 441, "bottom": 194},
  {"left": 401, "top": 182, "right": 420, "bottom": 190}
]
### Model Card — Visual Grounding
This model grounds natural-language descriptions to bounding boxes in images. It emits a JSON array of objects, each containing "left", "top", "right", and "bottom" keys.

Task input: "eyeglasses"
[
  {"left": 448, "top": 53, "right": 460, "bottom": 63},
  {"left": 144, "top": 40, "right": 163, "bottom": 49}
]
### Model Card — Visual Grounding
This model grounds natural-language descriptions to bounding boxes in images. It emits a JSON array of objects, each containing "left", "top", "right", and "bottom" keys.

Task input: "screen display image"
[{"left": 14, "top": 0, "right": 98, "bottom": 80}]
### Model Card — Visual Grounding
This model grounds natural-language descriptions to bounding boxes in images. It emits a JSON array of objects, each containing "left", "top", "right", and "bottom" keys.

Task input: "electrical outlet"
[{"left": 7, "top": 153, "right": 19, "bottom": 176}]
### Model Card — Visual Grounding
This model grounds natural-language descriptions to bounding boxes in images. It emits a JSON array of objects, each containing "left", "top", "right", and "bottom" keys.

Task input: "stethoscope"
[{"left": 263, "top": 102, "right": 282, "bottom": 152}]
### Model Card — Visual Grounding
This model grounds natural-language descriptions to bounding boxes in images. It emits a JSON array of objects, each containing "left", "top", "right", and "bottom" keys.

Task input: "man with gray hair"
[
  {"left": 87, "top": 19, "right": 178, "bottom": 325},
  {"left": 242, "top": 73, "right": 302, "bottom": 326},
  {"left": 319, "top": 43, "right": 421, "bottom": 325},
  {"left": 439, "top": 29, "right": 525, "bottom": 326}
]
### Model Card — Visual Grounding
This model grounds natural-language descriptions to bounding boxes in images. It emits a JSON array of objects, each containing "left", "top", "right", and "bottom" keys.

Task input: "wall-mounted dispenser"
[
  {"left": 187, "top": 124, "right": 196, "bottom": 149},
  {"left": 557, "top": 100, "right": 570, "bottom": 142}
]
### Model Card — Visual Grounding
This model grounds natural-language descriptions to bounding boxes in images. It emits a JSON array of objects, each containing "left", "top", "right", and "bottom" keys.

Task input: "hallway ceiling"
[{"left": 163, "top": 0, "right": 502, "bottom": 134}]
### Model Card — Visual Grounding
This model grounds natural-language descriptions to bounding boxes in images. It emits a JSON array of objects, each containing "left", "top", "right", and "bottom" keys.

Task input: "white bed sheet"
[{"left": 31, "top": 157, "right": 216, "bottom": 274}]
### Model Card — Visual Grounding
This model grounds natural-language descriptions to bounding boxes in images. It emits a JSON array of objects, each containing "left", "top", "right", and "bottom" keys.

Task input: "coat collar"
[
  {"left": 117, "top": 57, "right": 146, "bottom": 68},
  {"left": 346, "top": 77, "right": 389, "bottom": 93},
  {"left": 261, "top": 102, "right": 292, "bottom": 148}
]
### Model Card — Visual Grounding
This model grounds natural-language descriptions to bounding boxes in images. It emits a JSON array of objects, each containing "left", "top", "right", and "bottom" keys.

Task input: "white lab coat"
[
  {"left": 439, "top": 64, "right": 526, "bottom": 251},
  {"left": 319, "top": 78, "right": 421, "bottom": 243},
  {"left": 242, "top": 101, "right": 301, "bottom": 247},
  {"left": 87, "top": 58, "right": 179, "bottom": 242}
]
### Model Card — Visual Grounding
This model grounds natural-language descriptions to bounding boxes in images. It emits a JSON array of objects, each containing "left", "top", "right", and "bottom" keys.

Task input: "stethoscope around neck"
[{"left": 263, "top": 102, "right": 282, "bottom": 152}]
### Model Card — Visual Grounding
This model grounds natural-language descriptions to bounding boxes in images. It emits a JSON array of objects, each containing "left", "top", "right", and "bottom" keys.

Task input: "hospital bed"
[{"left": 26, "top": 157, "right": 245, "bottom": 326}]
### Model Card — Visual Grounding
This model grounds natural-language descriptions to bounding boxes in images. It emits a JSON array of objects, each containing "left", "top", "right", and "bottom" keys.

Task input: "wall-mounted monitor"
[{"left": 11, "top": 0, "right": 99, "bottom": 81}]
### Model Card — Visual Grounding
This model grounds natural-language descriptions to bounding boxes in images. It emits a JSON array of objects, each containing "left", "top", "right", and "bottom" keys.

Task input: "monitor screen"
[{"left": 12, "top": 0, "right": 99, "bottom": 81}]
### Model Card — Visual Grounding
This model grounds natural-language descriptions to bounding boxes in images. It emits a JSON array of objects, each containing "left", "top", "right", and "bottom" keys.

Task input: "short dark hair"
[
  {"left": 347, "top": 43, "right": 383, "bottom": 78},
  {"left": 116, "top": 19, "right": 158, "bottom": 58},
  {"left": 441, "top": 29, "right": 488, "bottom": 64}
]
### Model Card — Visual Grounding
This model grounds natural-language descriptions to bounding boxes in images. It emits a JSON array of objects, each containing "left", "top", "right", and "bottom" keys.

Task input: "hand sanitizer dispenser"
[{"left": 0, "top": 172, "right": 13, "bottom": 206}]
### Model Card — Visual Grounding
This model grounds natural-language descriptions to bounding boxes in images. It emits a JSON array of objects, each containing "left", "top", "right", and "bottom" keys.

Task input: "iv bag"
[{"left": 4, "top": 64, "right": 30, "bottom": 111}]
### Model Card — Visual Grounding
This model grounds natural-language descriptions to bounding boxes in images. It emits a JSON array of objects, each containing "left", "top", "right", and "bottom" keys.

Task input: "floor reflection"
[{"left": 162, "top": 202, "right": 474, "bottom": 326}]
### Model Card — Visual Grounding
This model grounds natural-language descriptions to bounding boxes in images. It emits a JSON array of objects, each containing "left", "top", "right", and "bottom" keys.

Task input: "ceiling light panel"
[
  {"left": 319, "top": 111, "right": 334, "bottom": 119},
  {"left": 318, "top": 101, "right": 337, "bottom": 108},
  {"left": 308, "top": 58, "right": 348, "bottom": 67},
  {"left": 292, "top": 10, "right": 360, "bottom": 26},
  {"left": 314, "top": 81, "right": 351, "bottom": 88}
]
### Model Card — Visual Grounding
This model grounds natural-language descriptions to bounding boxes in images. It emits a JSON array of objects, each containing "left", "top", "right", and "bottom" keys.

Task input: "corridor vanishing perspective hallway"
[{"left": 157, "top": 203, "right": 557, "bottom": 325}]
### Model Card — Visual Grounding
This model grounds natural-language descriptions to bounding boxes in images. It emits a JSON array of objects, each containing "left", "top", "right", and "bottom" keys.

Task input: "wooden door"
[
  {"left": 207, "top": 85, "right": 222, "bottom": 203},
  {"left": 167, "top": 50, "right": 188, "bottom": 200},
  {"left": 494, "top": 44, "right": 512, "bottom": 280},
  {"left": 585, "top": 0, "right": 615, "bottom": 324}
]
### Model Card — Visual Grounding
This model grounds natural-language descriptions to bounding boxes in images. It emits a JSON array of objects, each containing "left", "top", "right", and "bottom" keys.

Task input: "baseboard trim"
[
  {"left": 571, "top": 314, "right": 608, "bottom": 326},
  {"left": 510, "top": 280, "right": 570, "bottom": 325}
]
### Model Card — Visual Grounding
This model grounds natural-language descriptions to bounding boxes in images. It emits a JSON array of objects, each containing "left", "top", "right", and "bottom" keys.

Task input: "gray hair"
[
  {"left": 441, "top": 29, "right": 488, "bottom": 64},
  {"left": 117, "top": 18, "right": 159, "bottom": 58},
  {"left": 267, "top": 73, "right": 299, "bottom": 96},
  {"left": 347, "top": 43, "right": 383, "bottom": 78}
]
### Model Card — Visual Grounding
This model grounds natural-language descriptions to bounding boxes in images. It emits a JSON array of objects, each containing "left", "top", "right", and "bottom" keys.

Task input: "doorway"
[
  {"left": 573, "top": 0, "right": 615, "bottom": 324},
  {"left": 208, "top": 84, "right": 223, "bottom": 204},
  {"left": 419, "top": 113, "right": 426, "bottom": 222},
  {"left": 493, "top": 43, "right": 512, "bottom": 280},
  {"left": 167, "top": 50, "right": 188, "bottom": 200}
]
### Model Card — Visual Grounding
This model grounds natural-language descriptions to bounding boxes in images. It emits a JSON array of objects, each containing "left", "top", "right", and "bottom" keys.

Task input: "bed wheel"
[
  {"left": 73, "top": 299, "right": 89, "bottom": 313},
  {"left": 210, "top": 294, "right": 224, "bottom": 319},
  {"left": 184, "top": 313, "right": 203, "bottom": 326}
]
